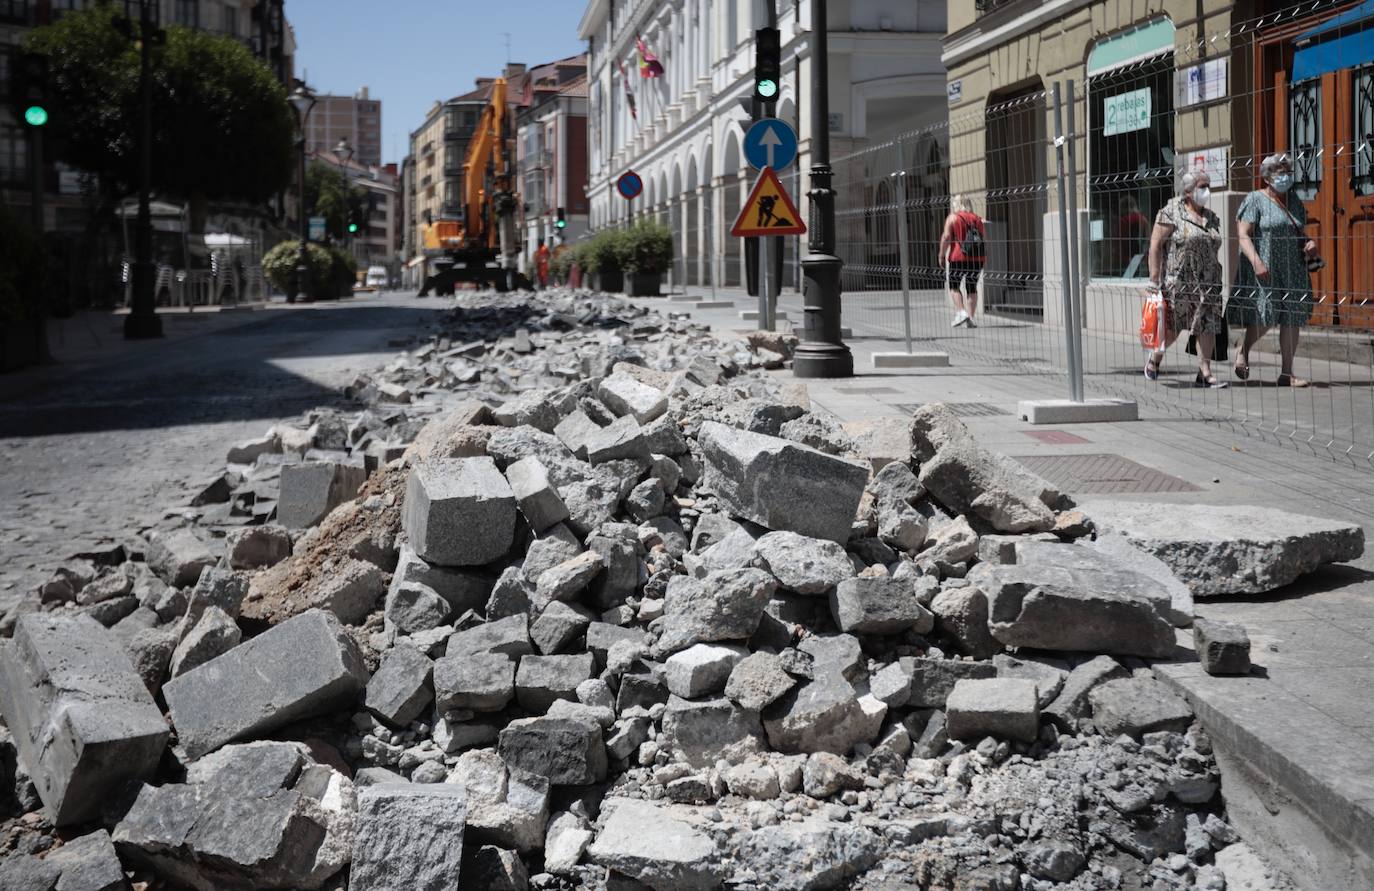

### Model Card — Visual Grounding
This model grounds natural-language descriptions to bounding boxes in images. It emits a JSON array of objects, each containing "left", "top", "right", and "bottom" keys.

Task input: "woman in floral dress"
[
  {"left": 1226, "top": 152, "right": 1319, "bottom": 387},
  {"left": 1145, "top": 169, "right": 1226, "bottom": 387}
]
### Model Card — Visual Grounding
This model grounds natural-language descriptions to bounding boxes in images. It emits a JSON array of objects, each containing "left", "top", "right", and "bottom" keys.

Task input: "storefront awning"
[{"left": 1292, "top": 0, "right": 1374, "bottom": 81}]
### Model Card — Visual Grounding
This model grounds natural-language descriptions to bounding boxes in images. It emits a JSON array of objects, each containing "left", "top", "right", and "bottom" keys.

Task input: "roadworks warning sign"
[{"left": 731, "top": 167, "right": 806, "bottom": 237}]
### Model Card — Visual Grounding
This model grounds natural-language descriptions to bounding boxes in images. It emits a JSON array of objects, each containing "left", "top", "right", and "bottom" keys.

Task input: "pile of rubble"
[{"left": 1, "top": 290, "right": 1358, "bottom": 890}]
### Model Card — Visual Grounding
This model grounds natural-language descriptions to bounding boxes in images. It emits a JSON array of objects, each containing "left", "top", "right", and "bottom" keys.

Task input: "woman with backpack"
[{"left": 938, "top": 195, "right": 986, "bottom": 328}]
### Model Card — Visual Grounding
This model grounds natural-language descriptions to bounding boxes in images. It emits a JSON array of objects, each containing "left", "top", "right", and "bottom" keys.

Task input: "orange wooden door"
[{"left": 1335, "top": 65, "right": 1374, "bottom": 328}]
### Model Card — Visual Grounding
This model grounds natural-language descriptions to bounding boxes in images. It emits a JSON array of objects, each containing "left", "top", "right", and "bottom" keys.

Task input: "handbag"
[{"left": 1185, "top": 319, "right": 1229, "bottom": 360}]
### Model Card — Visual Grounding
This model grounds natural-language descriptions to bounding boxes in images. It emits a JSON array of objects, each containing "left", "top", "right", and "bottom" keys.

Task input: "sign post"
[{"left": 732, "top": 167, "right": 806, "bottom": 332}]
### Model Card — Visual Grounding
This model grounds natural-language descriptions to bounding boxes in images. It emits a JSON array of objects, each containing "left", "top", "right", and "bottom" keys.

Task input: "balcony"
[{"left": 974, "top": 0, "right": 1025, "bottom": 15}]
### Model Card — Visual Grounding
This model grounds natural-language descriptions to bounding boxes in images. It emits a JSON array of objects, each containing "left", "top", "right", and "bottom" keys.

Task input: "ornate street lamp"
[{"left": 288, "top": 83, "right": 316, "bottom": 303}]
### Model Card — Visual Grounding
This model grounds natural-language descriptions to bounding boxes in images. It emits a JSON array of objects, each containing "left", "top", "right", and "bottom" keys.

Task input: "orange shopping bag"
[{"left": 1139, "top": 288, "right": 1166, "bottom": 351}]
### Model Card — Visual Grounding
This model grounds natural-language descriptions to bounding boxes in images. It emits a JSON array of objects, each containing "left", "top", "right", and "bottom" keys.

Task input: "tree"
[
  {"left": 304, "top": 161, "right": 369, "bottom": 241},
  {"left": 24, "top": 4, "right": 294, "bottom": 207}
]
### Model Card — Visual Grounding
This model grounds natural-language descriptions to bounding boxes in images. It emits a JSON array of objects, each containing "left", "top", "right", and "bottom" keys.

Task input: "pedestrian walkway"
[{"left": 639, "top": 287, "right": 1374, "bottom": 891}]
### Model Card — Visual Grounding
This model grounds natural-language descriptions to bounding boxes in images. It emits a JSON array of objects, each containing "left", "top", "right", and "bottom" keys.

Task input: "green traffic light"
[
  {"left": 23, "top": 105, "right": 48, "bottom": 127},
  {"left": 556, "top": 220, "right": 566, "bottom": 229},
  {"left": 348, "top": 223, "right": 359, "bottom": 233},
  {"left": 756, "top": 79, "right": 778, "bottom": 100}
]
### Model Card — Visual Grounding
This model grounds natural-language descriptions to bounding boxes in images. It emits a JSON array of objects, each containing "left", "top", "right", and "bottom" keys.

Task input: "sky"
[{"left": 290, "top": 1, "right": 587, "bottom": 166}]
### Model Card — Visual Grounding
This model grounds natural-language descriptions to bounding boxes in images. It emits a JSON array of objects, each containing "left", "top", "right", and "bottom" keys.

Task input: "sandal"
[
  {"left": 1233, "top": 358, "right": 1249, "bottom": 380},
  {"left": 1194, "top": 372, "right": 1229, "bottom": 389},
  {"left": 1276, "top": 374, "right": 1310, "bottom": 388},
  {"left": 1144, "top": 353, "right": 1162, "bottom": 381}
]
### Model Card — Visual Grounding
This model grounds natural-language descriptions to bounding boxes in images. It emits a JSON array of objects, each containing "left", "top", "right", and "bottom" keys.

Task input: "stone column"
[{"left": 696, "top": 184, "right": 708, "bottom": 286}]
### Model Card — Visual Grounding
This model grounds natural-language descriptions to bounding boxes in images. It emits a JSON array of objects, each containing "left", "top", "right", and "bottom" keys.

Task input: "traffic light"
[
  {"left": 11, "top": 51, "right": 50, "bottom": 128},
  {"left": 555, "top": 207, "right": 567, "bottom": 230},
  {"left": 753, "top": 28, "right": 780, "bottom": 103},
  {"left": 348, "top": 222, "right": 359, "bottom": 233}
]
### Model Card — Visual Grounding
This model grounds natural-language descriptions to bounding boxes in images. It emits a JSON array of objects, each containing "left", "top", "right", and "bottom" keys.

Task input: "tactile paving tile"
[{"left": 1013, "top": 453, "right": 1200, "bottom": 494}]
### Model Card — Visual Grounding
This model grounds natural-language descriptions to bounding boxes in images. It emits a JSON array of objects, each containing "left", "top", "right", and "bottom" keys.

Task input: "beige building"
[
  {"left": 940, "top": 0, "right": 1374, "bottom": 329},
  {"left": 305, "top": 88, "right": 383, "bottom": 169}
]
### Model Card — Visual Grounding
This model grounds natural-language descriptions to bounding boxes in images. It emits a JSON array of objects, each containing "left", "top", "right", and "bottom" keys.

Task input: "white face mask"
[{"left": 1193, "top": 187, "right": 1211, "bottom": 206}]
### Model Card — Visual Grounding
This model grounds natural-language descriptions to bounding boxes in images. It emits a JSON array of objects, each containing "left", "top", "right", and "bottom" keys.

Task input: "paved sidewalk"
[{"left": 638, "top": 287, "right": 1374, "bottom": 890}]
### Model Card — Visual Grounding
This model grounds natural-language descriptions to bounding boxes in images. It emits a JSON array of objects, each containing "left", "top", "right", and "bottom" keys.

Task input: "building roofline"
[{"left": 578, "top": 0, "right": 607, "bottom": 40}]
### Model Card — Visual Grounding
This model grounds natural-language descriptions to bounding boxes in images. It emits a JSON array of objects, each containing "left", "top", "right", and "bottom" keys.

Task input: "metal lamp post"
[
  {"left": 124, "top": 0, "right": 162, "bottom": 339},
  {"left": 334, "top": 137, "right": 354, "bottom": 260},
  {"left": 288, "top": 84, "right": 316, "bottom": 303},
  {"left": 792, "top": 0, "right": 852, "bottom": 378}
]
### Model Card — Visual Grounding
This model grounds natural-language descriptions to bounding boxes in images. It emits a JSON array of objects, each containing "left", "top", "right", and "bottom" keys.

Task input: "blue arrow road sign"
[{"left": 744, "top": 118, "right": 798, "bottom": 172}]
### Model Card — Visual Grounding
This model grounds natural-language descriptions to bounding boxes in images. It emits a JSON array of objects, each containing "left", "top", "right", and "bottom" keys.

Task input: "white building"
[{"left": 577, "top": 0, "right": 947, "bottom": 288}]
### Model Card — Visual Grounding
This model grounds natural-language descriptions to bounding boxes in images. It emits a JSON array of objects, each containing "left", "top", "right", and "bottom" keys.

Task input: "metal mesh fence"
[{"left": 803, "top": 3, "right": 1374, "bottom": 466}]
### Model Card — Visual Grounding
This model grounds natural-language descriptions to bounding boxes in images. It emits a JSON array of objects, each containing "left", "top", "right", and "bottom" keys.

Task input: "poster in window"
[
  {"left": 1103, "top": 88, "right": 1152, "bottom": 137},
  {"left": 1178, "top": 146, "right": 1228, "bottom": 189},
  {"left": 1174, "top": 59, "right": 1227, "bottom": 108}
]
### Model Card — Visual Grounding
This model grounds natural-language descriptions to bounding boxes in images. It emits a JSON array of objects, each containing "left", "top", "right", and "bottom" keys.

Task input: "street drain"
[
  {"left": 1013, "top": 453, "right": 1199, "bottom": 494},
  {"left": 836, "top": 386, "right": 901, "bottom": 395}
]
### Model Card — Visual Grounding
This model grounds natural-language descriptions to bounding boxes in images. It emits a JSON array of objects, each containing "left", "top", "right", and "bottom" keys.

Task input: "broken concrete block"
[
  {"left": 384, "top": 580, "right": 451, "bottom": 635},
  {"left": 1076, "top": 532, "right": 1194, "bottom": 627},
  {"left": 869, "top": 661, "right": 913, "bottom": 707},
  {"left": 665, "top": 643, "right": 748, "bottom": 699},
  {"left": 587, "top": 798, "right": 722, "bottom": 891},
  {"left": 183, "top": 566, "right": 249, "bottom": 625},
  {"left": 448, "top": 748, "right": 551, "bottom": 852},
  {"left": 544, "top": 811, "right": 593, "bottom": 875},
  {"left": 498, "top": 716, "right": 607, "bottom": 785},
  {"left": 584, "top": 415, "right": 652, "bottom": 464},
  {"left": 969, "top": 543, "right": 1177, "bottom": 658},
  {"left": 434, "top": 652, "right": 515, "bottom": 712},
  {"left": 598, "top": 372, "right": 668, "bottom": 424},
  {"left": 403, "top": 456, "right": 517, "bottom": 567},
  {"left": 945, "top": 678, "right": 1040, "bottom": 743},
  {"left": 163, "top": 609, "right": 368, "bottom": 758},
  {"left": 351, "top": 784, "right": 466, "bottom": 890},
  {"left": 533, "top": 551, "right": 604, "bottom": 612},
  {"left": 277, "top": 460, "right": 366, "bottom": 529},
  {"left": 662, "top": 695, "right": 764, "bottom": 767},
  {"left": 751, "top": 530, "right": 855, "bottom": 595},
  {"left": 466, "top": 845, "right": 530, "bottom": 891},
  {"left": 930, "top": 585, "right": 1003, "bottom": 660},
  {"left": 655, "top": 568, "right": 776, "bottom": 656},
  {"left": 145, "top": 528, "right": 218, "bottom": 588},
  {"left": 829, "top": 577, "right": 935, "bottom": 635},
  {"left": 391, "top": 544, "right": 494, "bottom": 614},
  {"left": 226, "top": 432, "right": 281, "bottom": 465},
  {"left": 762, "top": 670, "right": 873, "bottom": 755},
  {"left": 992, "top": 654, "right": 1068, "bottom": 708},
  {"left": 0, "top": 614, "right": 167, "bottom": 826},
  {"left": 446, "top": 614, "right": 532, "bottom": 659},
  {"left": 1083, "top": 501, "right": 1364, "bottom": 596},
  {"left": 365, "top": 645, "right": 434, "bottom": 727},
  {"left": 909, "top": 403, "right": 1058, "bottom": 533},
  {"left": 515, "top": 653, "right": 595, "bottom": 712},
  {"left": 553, "top": 410, "right": 600, "bottom": 460},
  {"left": 45, "top": 828, "right": 124, "bottom": 891},
  {"left": 1193, "top": 618, "right": 1251, "bottom": 676},
  {"left": 720, "top": 653, "right": 794, "bottom": 714},
  {"left": 506, "top": 456, "right": 570, "bottom": 532},
  {"left": 1043, "top": 655, "right": 1127, "bottom": 729},
  {"left": 697, "top": 421, "right": 869, "bottom": 544},
  {"left": 842, "top": 416, "right": 913, "bottom": 474},
  {"left": 905, "top": 657, "right": 998, "bottom": 709},
  {"left": 226, "top": 524, "right": 292, "bottom": 570},
  {"left": 493, "top": 390, "right": 560, "bottom": 432},
  {"left": 1089, "top": 677, "right": 1193, "bottom": 738},
  {"left": 168, "top": 605, "right": 241, "bottom": 678}
]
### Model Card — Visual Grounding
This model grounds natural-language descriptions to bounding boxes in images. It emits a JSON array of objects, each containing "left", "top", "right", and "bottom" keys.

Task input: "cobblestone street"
[{"left": 0, "top": 294, "right": 443, "bottom": 614}]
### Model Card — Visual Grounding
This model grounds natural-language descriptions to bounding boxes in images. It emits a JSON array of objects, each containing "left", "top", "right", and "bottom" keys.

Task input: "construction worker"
[{"left": 534, "top": 238, "right": 551, "bottom": 290}]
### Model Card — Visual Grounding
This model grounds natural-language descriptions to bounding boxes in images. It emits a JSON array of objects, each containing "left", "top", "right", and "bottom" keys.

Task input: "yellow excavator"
[{"left": 419, "top": 77, "right": 526, "bottom": 294}]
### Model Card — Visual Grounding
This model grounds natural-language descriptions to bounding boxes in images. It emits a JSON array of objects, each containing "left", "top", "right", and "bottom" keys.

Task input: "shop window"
[{"left": 1086, "top": 19, "right": 1176, "bottom": 280}]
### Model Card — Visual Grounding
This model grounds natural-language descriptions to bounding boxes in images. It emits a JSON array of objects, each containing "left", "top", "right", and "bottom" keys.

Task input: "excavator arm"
[{"left": 462, "top": 77, "right": 511, "bottom": 249}]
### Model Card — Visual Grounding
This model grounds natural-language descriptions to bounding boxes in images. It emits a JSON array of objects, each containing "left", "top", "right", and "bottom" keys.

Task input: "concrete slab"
[
  {"left": 872, "top": 351, "right": 951, "bottom": 369},
  {"left": 738, "top": 310, "right": 789, "bottom": 322},
  {"left": 1017, "top": 398, "right": 1139, "bottom": 424},
  {"left": 695, "top": 301, "right": 735, "bottom": 309}
]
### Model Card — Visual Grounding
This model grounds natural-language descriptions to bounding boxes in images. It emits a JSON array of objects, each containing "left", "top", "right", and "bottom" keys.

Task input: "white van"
[{"left": 364, "top": 266, "right": 388, "bottom": 290}]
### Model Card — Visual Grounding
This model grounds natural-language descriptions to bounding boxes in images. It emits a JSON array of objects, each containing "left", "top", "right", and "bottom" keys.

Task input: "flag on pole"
[
  {"left": 636, "top": 35, "right": 664, "bottom": 78},
  {"left": 617, "top": 59, "right": 638, "bottom": 121}
]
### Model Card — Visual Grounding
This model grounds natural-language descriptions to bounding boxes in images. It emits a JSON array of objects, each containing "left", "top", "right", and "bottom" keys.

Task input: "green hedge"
[
  {"left": 570, "top": 223, "right": 673, "bottom": 277},
  {"left": 0, "top": 208, "right": 47, "bottom": 323},
  {"left": 262, "top": 240, "right": 356, "bottom": 299}
]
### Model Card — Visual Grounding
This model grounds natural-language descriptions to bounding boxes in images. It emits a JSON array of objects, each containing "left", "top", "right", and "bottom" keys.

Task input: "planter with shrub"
[
  {"left": 262, "top": 240, "right": 353, "bottom": 301},
  {"left": 614, "top": 223, "right": 673, "bottom": 296}
]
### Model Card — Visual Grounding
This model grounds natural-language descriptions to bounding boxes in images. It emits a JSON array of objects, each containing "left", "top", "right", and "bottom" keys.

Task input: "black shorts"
[{"left": 949, "top": 261, "right": 982, "bottom": 289}]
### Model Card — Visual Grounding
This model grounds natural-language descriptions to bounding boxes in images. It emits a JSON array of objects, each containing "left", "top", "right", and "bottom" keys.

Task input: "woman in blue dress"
[{"left": 1226, "top": 153, "right": 1320, "bottom": 387}]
